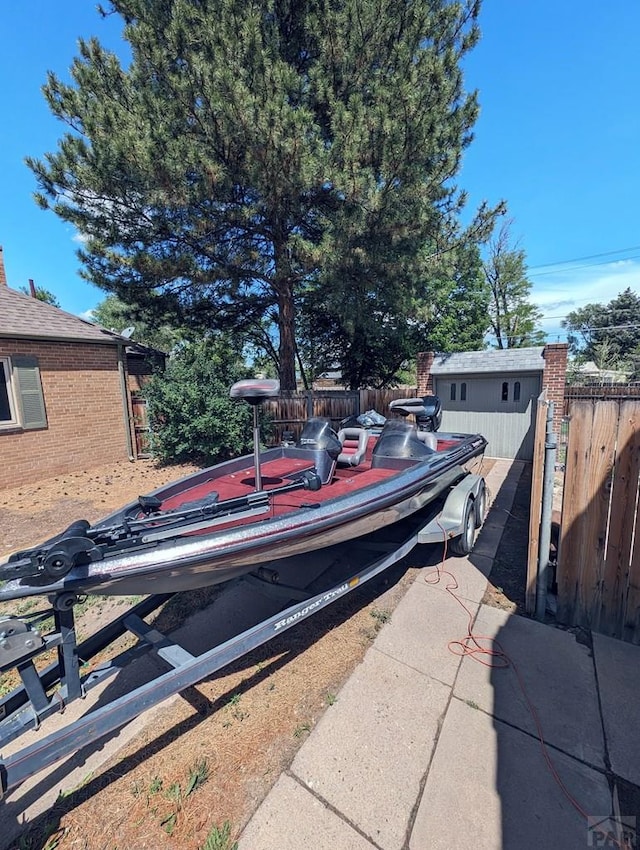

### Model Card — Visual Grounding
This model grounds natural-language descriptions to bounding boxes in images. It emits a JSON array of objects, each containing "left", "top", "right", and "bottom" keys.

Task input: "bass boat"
[{"left": 0, "top": 380, "right": 487, "bottom": 601}]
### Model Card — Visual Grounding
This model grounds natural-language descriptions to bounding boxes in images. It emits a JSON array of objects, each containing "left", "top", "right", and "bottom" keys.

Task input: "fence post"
[
  {"left": 535, "top": 402, "right": 557, "bottom": 621},
  {"left": 526, "top": 391, "right": 548, "bottom": 615}
]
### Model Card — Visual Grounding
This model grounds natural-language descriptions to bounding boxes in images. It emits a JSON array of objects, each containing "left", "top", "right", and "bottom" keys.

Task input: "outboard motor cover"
[
  {"left": 297, "top": 418, "right": 342, "bottom": 483},
  {"left": 371, "top": 420, "right": 434, "bottom": 468}
]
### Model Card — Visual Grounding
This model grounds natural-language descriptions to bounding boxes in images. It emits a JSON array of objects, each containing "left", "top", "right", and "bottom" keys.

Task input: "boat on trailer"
[
  {"left": 0, "top": 380, "right": 486, "bottom": 602},
  {"left": 0, "top": 380, "right": 489, "bottom": 796}
]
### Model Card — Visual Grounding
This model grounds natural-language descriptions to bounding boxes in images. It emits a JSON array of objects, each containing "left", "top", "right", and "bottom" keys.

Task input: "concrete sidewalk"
[{"left": 238, "top": 460, "right": 640, "bottom": 850}]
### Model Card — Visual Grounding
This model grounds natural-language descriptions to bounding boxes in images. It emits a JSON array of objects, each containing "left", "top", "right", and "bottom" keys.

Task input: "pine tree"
[{"left": 29, "top": 0, "right": 497, "bottom": 390}]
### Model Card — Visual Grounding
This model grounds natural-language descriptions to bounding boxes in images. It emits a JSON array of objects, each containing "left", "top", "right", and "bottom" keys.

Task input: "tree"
[
  {"left": 563, "top": 288, "right": 640, "bottom": 376},
  {"left": 19, "top": 283, "right": 60, "bottom": 307},
  {"left": 483, "top": 220, "right": 545, "bottom": 349},
  {"left": 29, "top": 0, "right": 498, "bottom": 391},
  {"left": 91, "top": 293, "right": 183, "bottom": 351},
  {"left": 143, "top": 335, "right": 253, "bottom": 464},
  {"left": 298, "top": 233, "right": 491, "bottom": 388}
]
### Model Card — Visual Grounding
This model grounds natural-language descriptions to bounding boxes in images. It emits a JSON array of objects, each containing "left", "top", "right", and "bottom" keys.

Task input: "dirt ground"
[{"left": 0, "top": 455, "right": 526, "bottom": 850}]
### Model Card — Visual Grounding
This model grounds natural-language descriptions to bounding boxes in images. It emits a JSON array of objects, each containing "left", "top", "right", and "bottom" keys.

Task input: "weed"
[
  {"left": 294, "top": 722, "right": 311, "bottom": 738},
  {"left": 185, "top": 758, "right": 210, "bottom": 797},
  {"left": 149, "top": 776, "right": 163, "bottom": 794},
  {"left": 326, "top": 692, "right": 337, "bottom": 706},
  {"left": 165, "top": 782, "right": 182, "bottom": 803},
  {"left": 161, "top": 812, "right": 177, "bottom": 835},
  {"left": 201, "top": 821, "right": 238, "bottom": 850},
  {"left": 465, "top": 699, "right": 480, "bottom": 710},
  {"left": 370, "top": 608, "right": 391, "bottom": 626}
]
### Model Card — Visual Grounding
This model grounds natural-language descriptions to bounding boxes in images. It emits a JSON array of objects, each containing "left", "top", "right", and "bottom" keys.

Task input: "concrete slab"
[
  {"left": 238, "top": 774, "right": 377, "bottom": 850},
  {"left": 410, "top": 698, "right": 612, "bottom": 850},
  {"left": 291, "top": 649, "right": 450, "bottom": 850},
  {"left": 593, "top": 632, "right": 640, "bottom": 786},
  {"left": 454, "top": 605, "right": 605, "bottom": 768},
  {"left": 423, "top": 551, "right": 493, "bottom": 605},
  {"left": 373, "top": 577, "right": 478, "bottom": 685},
  {"left": 472, "top": 460, "right": 524, "bottom": 563}
]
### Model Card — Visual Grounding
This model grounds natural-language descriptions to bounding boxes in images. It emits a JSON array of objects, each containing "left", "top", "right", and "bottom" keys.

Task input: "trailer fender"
[{"left": 417, "top": 474, "right": 485, "bottom": 546}]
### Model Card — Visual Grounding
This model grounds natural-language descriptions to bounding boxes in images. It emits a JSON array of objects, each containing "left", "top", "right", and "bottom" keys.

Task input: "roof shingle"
[
  {"left": 0, "top": 285, "right": 124, "bottom": 345},
  {"left": 430, "top": 347, "right": 545, "bottom": 375}
]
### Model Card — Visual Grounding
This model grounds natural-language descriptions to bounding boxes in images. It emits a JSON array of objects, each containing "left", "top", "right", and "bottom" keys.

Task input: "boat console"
[
  {"left": 293, "top": 417, "right": 342, "bottom": 484},
  {"left": 371, "top": 420, "right": 435, "bottom": 469}
]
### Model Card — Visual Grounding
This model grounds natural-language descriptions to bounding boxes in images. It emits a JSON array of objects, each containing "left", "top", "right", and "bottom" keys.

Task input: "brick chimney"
[
  {"left": 417, "top": 351, "right": 435, "bottom": 395},
  {"left": 0, "top": 246, "right": 7, "bottom": 287},
  {"left": 542, "top": 343, "right": 568, "bottom": 434}
]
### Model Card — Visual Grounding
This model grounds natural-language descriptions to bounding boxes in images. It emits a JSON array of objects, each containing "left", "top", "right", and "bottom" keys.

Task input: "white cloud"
[
  {"left": 530, "top": 260, "right": 640, "bottom": 338},
  {"left": 523, "top": 259, "right": 640, "bottom": 342}
]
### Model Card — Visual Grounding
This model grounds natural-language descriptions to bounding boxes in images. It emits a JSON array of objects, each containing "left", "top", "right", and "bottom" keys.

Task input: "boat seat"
[
  {"left": 415, "top": 431, "right": 438, "bottom": 451},
  {"left": 337, "top": 427, "right": 369, "bottom": 467}
]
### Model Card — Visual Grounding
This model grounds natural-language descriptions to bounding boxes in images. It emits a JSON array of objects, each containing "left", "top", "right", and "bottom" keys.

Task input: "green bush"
[{"left": 144, "top": 337, "right": 255, "bottom": 465}]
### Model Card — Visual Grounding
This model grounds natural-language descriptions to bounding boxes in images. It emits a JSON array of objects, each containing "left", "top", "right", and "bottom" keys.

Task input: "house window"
[
  {"left": 0, "top": 358, "right": 18, "bottom": 426},
  {"left": 0, "top": 356, "right": 48, "bottom": 430},
  {"left": 450, "top": 383, "right": 456, "bottom": 401},
  {"left": 501, "top": 381, "right": 509, "bottom": 402},
  {"left": 460, "top": 382, "right": 467, "bottom": 402},
  {"left": 514, "top": 381, "right": 521, "bottom": 402}
]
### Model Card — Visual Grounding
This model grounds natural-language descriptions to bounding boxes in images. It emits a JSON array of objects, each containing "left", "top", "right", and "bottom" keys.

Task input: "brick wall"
[
  {"left": 541, "top": 343, "right": 568, "bottom": 434},
  {"left": 0, "top": 339, "right": 132, "bottom": 489}
]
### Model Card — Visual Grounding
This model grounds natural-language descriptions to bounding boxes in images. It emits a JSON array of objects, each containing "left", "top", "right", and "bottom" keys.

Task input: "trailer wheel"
[
  {"left": 450, "top": 496, "right": 476, "bottom": 556},
  {"left": 474, "top": 481, "right": 487, "bottom": 526}
]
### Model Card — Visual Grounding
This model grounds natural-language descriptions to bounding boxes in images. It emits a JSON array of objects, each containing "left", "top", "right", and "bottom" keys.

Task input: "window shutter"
[{"left": 12, "top": 356, "right": 48, "bottom": 430}]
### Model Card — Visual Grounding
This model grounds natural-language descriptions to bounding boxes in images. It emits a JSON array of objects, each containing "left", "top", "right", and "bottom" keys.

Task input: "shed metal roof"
[
  {"left": 0, "top": 285, "right": 125, "bottom": 345},
  {"left": 430, "top": 347, "right": 545, "bottom": 375}
]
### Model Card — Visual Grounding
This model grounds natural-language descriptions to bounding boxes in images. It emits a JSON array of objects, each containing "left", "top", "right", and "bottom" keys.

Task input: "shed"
[{"left": 417, "top": 345, "right": 568, "bottom": 460}]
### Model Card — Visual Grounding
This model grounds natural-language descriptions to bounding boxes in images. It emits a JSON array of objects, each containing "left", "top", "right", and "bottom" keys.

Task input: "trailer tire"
[
  {"left": 474, "top": 481, "right": 487, "bottom": 527},
  {"left": 450, "top": 497, "right": 476, "bottom": 556}
]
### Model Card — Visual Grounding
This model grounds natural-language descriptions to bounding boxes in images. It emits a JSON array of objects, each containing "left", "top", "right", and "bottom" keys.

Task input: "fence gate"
[{"left": 557, "top": 399, "right": 640, "bottom": 643}]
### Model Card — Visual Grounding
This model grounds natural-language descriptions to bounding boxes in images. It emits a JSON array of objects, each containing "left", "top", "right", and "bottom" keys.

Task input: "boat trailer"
[{"left": 0, "top": 473, "right": 485, "bottom": 799}]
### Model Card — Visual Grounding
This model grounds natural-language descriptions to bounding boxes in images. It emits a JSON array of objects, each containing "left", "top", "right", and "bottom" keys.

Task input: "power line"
[
  {"left": 529, "top": 254, "right": 640, "bottom": 278},
  {"left": 528, "top": 244, "right": 640, "bottom": 271}
]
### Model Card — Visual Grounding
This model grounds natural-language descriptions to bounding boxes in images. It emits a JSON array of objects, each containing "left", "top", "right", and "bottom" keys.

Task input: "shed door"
[{"left": 434, "top": 374, "right": 542, "bottom": 460}]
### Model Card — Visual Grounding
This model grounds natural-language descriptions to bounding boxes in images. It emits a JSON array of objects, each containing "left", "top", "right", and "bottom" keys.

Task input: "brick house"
[
  {"left": 0, "top": 248, "right": 146, "bottom": 489},
  {"left": 416, "top": 344, "right": 568, "bottom": 460}
]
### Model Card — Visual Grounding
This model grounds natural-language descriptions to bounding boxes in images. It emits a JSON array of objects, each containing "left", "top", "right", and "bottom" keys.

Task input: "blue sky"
[{"left": 1, "top": 1, "right": 639, "bottom": 343}]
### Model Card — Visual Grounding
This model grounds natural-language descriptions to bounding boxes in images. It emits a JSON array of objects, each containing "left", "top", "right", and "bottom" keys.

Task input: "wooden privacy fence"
[
  {"left": 262, "top": 388, "right": 416, "bottom": 445},
  {"left": 556, "top": 398, "right": 640, "bottom": 643}
]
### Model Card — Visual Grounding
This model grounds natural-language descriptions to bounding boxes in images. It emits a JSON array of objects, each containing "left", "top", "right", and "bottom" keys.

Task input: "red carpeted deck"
[
  {"left": 157, "top": 431, "right": 462, "bottom": 532},
  {"left": 160, "top": 456, "right": 398, "bottom": 521}
]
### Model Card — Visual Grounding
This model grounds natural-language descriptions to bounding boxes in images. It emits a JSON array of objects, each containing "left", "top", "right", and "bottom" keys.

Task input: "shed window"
[
  {"left": 501, "top": 381, "right": 509, "bottom": 402},
  {"left": 450, "top": 383, "right": 456, "bottom": 401},
  {"left": 514, "top": 381, "right": 521, "bottom": 402},
  {"left": 0, "top": 356, "right": 48, "bottom": 430},
  {"left": 460, "top": 382, "right": 467, "bottom": 401}
]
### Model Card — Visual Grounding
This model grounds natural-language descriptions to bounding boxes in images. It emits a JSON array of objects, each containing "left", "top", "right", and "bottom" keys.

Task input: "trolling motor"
[{"left": 229, "top": 378, "right": 281, "bottom": 491}]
